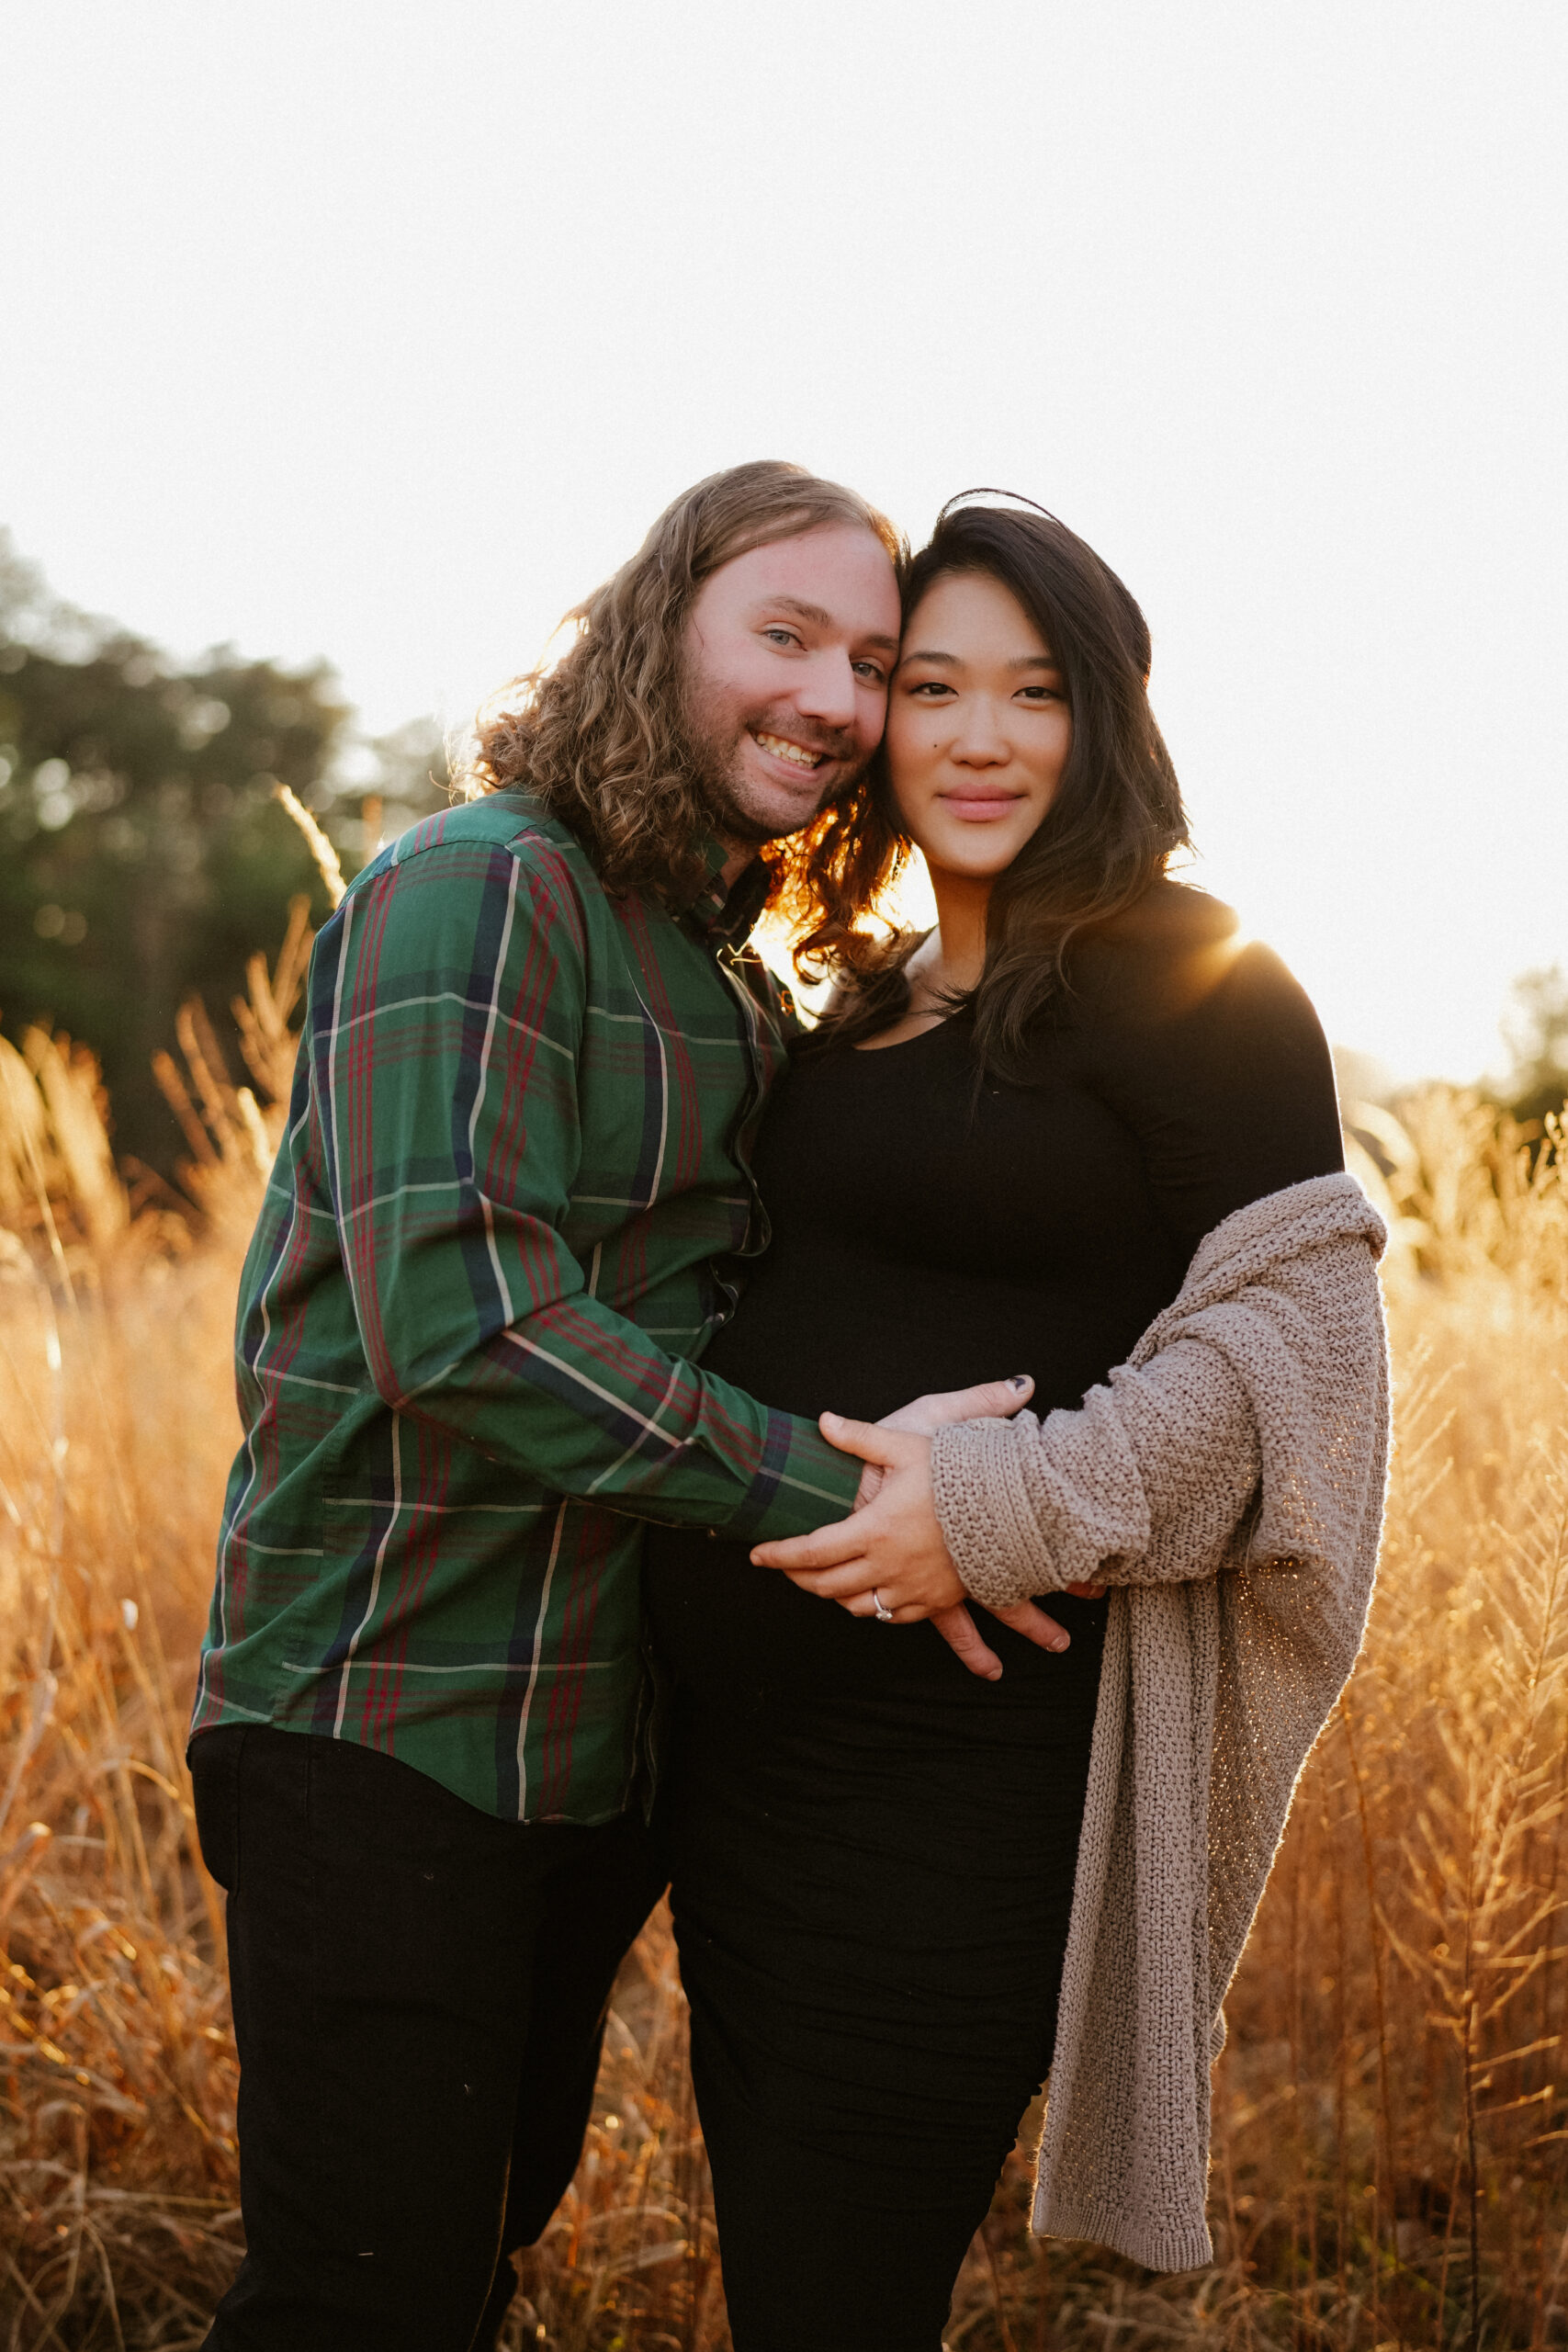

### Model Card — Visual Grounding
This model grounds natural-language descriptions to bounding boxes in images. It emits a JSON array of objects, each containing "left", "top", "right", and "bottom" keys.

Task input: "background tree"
[
  {"left": 1501, "top": 964, "right": 1568, "bottom": 1131},
  {"left": 0, "top": 535, "right": 447, "bottom": 1174}
]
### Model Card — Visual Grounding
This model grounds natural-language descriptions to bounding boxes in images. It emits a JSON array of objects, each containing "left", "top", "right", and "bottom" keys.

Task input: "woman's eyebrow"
[{"left": 897, "top": 649, "right": 1062, "bottom": 669}]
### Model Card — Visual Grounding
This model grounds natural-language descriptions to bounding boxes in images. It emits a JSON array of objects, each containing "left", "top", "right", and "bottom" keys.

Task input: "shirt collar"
[{"left": 682, "top": 839, "right": 773, "bottom": 948}]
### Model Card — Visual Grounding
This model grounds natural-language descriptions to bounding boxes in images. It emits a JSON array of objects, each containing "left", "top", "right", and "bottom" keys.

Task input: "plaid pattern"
[{"left": 191, "top": 793, "right": 860, "bottom": 1822}]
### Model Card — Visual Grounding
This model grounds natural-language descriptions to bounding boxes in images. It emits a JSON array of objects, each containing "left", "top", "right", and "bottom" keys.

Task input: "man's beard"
[{"left": 677, "top": 678, "right": 870, "bottom": 847}]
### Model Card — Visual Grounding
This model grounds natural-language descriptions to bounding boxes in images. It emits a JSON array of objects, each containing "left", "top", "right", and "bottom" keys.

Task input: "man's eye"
[
  {"left": 852, "top": 662, "right": 886, "bottom": 684},
  {"left": 761, "top": 627, "right": 801, "bottom": 648}
]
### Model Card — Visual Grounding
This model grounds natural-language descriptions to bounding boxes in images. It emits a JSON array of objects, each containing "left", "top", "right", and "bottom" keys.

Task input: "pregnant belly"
[
  {"left": 697, "top": 1238, "right": 1168, "bottom": 1429},
  {"left": 643, "top": 1528, "right": 1110, "bottom": 1714}
]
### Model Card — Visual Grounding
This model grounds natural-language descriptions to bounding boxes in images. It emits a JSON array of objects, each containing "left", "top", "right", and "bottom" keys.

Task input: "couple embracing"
[{"left": 188, "top": 463, "right": 1391, "bottom": 2351}]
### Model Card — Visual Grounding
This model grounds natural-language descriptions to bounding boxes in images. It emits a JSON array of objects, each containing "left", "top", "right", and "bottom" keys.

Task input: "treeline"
[
  {"left": 1500, "top": 963, "right": 1568, "bottom": 1133},
  {"left": 3, "top": 530, "right": 1562, "bottom": 1182},
  {"left": 0, "top": 536, "right": 448, "bottom": 1174}
]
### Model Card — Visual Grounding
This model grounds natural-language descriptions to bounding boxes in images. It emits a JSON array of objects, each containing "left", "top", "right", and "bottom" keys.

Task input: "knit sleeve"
[{"left": 930, "top": 1335, "right": 1259, "bottom": 1608}]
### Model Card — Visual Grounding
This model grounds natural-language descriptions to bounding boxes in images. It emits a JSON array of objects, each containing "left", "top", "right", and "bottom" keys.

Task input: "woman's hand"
[
  {"left": 755, "top": 1421, "right": 960, "bottom": 1619},
  {"left": 752, "top": 1409, "right": 1108, "bottom": 1679},
  {"left": 854, "top": 1384, "right": 1103, "bottom": 1603}
]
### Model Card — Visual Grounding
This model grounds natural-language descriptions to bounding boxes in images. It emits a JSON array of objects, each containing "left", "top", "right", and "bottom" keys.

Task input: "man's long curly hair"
[{"left": 469, "top": 460, "right": 905, "bottom": 910}]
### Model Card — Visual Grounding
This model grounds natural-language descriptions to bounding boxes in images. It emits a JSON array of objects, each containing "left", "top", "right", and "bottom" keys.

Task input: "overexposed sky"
[{"left": 4, "top": 3, "right": 1564, "bottom": 1083}]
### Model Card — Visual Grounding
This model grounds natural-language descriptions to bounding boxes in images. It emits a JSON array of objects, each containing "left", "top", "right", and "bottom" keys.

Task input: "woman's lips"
[{"left": 940, "top": 792, "right": 1026, "bottom": 822}]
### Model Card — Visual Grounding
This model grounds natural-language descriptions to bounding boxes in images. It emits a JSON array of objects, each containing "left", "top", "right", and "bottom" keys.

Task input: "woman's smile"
[{"left": 938, "top": 785, "right": 1030, "bottom": 820}]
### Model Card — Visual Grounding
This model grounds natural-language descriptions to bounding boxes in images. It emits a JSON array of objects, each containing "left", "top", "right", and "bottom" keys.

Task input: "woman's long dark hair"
[{"left": 789, "top": 493, "right": 1191, "bottom": 1076}]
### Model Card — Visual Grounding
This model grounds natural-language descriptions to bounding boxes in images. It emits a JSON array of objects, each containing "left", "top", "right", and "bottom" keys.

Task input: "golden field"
[{"left": 1, "top": 937, "right": 1565, "bottom": 2349}]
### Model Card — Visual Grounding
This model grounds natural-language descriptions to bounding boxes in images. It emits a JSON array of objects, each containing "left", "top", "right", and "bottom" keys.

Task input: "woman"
[{"left": 644, "top": 496, "right": 1388, "bottom": 2349}]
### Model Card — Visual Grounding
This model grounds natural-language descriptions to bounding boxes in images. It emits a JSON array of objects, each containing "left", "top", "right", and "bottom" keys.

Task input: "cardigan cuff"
[{"left": 930, "top": 1416, "right": 1058, "bottom": 1609}]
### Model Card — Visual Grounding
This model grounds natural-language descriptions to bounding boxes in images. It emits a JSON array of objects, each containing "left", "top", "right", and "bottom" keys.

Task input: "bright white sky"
[{"left": 4, "top": 3, "right": 1564, "bottom": 1084}]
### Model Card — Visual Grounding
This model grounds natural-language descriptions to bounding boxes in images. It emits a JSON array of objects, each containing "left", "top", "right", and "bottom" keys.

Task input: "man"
[{"left": 189, "top": 461, "right": 1027, "bottom": 2350}]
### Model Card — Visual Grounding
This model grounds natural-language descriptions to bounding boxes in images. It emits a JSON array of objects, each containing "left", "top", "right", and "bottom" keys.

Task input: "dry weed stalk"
[
  {"left": 0, "top": 1034, "right": 128, "bottom": 1262},
  {"left": 271, "top": 784, "right": 344, "bottom": 911},
  {"left": 3, "top": 1007, "right": 1567, "bottom": 2346}
]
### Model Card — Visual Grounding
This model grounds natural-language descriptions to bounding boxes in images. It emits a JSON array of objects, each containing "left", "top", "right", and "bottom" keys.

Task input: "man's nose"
[{"left": 794, "top": 650, "right": 859, "bottom": 730}]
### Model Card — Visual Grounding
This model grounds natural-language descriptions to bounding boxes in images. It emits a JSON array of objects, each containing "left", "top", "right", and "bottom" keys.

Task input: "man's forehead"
[{"left": 715, "top": 526, "right": 899, "bottom": 631}]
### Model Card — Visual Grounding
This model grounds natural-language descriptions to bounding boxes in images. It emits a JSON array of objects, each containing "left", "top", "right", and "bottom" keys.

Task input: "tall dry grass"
[{"left": 1, "top": 936, "right": 1565, "bottom": 2346}]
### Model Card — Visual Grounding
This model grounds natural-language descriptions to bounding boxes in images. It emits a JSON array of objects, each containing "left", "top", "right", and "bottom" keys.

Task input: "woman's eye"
[{"left": 908, "top": 680, "right": 953, "bottom": 698}]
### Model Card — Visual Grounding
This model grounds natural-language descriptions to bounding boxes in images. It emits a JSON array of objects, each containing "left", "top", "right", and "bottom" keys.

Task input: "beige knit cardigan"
[{"left": 929, "top": 1172, "right": 1391, "bottom": 2274}]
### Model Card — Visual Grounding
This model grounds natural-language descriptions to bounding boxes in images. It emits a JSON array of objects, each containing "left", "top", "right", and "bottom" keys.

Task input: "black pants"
[{"left": 191, "top": 1725, "right": 664, "bottom": 2352}]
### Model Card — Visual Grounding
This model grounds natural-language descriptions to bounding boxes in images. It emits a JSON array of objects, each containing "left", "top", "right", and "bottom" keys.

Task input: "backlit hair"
[
  {"left": 790, "top": 492, "right": 1192, "bottom": 1076},
  {"left": 470, "top": 460, "right": 904, "bottom": 906}
]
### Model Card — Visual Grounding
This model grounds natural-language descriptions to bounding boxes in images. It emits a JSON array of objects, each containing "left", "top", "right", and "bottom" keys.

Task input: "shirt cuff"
[{"left": 722, "top": 1407, "right": 863, "bottom": 1544}]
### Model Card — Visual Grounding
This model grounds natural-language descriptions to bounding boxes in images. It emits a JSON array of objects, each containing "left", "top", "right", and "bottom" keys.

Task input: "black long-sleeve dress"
[{"left": 644, "top": 883, "right": 1343, "bottom": 2352}]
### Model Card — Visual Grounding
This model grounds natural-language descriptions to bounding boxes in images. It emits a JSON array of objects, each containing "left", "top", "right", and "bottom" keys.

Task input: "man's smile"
[{"left": 751, "top": 729, "right": 827, "bottom": 772}]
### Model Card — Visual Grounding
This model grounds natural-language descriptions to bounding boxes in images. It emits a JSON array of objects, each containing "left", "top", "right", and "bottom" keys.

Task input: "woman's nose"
[{"left": 951, "top": 701, "right": 1010, "bottom": 763}]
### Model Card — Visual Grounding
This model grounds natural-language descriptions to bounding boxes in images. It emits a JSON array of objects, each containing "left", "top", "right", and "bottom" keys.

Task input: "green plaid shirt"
[{"left": 191, "top": 792, "right": 860, "bottom": 1822}]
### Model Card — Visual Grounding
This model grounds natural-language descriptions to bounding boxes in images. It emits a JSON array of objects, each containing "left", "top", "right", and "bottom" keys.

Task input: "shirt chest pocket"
[{"left": 573, "top": 995, "right": 756, "bottom": 1217}]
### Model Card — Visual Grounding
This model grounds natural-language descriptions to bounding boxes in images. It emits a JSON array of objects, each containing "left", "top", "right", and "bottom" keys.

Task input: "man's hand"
[
  {"left": 860, "top": 1379, "right": 1071, "bottom": 1679},
  {"left": 753, "top": 1421, "right": 958, "bottom": 1612},
  {"left": 852, "top": 1374, "right": 1035, "bottom": 1507},
  {"left": 750, "top": 1408, "right": 1106, "bottom": 1682}
]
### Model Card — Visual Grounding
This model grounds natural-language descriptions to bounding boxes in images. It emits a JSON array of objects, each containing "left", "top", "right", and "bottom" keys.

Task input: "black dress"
[{"left": 644, "top": 884, "right": 1343, "bottom": 2352}]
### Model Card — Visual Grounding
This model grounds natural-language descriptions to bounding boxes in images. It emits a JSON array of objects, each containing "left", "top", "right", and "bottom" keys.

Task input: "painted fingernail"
[{"left": 1010, "top": 1375, "right": 1031, "bottom": 1390}]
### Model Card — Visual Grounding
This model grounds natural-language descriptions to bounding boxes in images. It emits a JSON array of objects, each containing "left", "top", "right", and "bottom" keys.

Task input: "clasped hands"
[{"left": 750, "top": 1376, "right": 1104, "bottom": 1683}]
